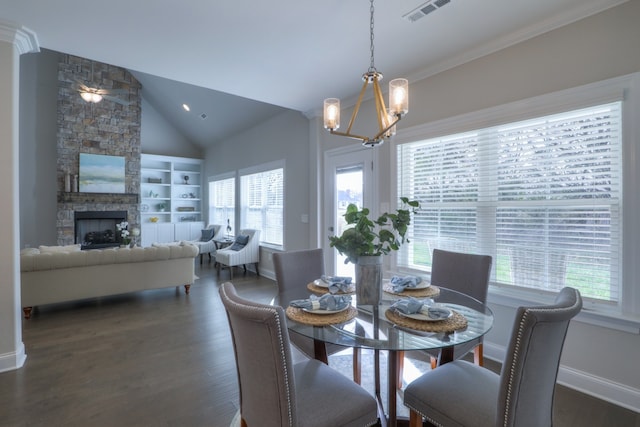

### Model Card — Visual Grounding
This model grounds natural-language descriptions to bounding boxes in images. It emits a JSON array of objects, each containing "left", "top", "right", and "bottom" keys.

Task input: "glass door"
[{"left": 323, "top": 147, "right": 376, "bottom": 278}]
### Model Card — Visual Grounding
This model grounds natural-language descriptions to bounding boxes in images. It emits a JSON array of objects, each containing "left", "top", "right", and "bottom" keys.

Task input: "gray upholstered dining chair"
[
  {"left": 403, "top": 286, "right": 582, "bottom": 427},
  {"left": 427, "top": 249, "right": 493, "bottom": 367},
  {"left": 273, "top": 249, "right": 362, "bottom": 383},
  {"left": 397, "top": 249, "right": 492, "bottom": 387},
  {"left": 219, "top": 282, "right": 378, "bottom": 427}
]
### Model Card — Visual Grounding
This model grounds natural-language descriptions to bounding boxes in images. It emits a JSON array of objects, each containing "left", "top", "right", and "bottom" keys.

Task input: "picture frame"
[{"left": 79, "top": 153, "right": 126, "bottom": 194}]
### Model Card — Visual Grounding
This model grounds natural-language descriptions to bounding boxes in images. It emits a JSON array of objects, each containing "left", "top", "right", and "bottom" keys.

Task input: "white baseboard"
[
  {"left": 484, "top": 341, "right": 640, "bottom": 413},
  {"left": 0, "top": 342, "right": 27, "bottom": 373}
]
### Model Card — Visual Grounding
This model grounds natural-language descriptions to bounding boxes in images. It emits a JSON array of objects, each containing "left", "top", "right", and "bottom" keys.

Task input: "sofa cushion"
[{"left": 39, "top": 244, "right": 81, "bottom": 253}]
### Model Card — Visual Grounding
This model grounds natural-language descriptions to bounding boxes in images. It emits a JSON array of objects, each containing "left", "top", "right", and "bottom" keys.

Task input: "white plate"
[
  {"left": 302, "top": 305, "right": 350, "bottom": 315},
  {"left": 314, "top": 278, "right": 353, "bottom": 288},
  {"left": 385, "top": 278, "right": 431, "bottom": 290},
  {"left": 396, "top": 307, "right": 452, "bottom": 322}
]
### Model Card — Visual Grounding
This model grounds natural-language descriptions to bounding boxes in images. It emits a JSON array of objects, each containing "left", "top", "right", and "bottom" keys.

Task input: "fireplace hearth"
[{"left": 75, "top": 211, "right": 127, "bottom": 249}]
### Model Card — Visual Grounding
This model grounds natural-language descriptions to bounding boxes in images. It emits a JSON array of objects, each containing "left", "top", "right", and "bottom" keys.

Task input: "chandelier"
[{"left": 323, "top": 0, "right": 408, "bottom": 147}]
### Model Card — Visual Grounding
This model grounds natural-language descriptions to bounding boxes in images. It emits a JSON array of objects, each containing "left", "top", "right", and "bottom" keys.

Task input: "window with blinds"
[
  {"left": 240, "top": 167, "right": 284, "bottom": 247},
  {"left": 397, "top": 102, "right": 622, "bottom": 303},
  {"left": 208, "top": 176, "right": 235, "bottom": 233}
]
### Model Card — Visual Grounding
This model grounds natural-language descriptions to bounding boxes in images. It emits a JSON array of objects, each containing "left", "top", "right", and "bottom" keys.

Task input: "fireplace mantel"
[{"left": 57, "top": 192, "right": 139, "bottom": 205}]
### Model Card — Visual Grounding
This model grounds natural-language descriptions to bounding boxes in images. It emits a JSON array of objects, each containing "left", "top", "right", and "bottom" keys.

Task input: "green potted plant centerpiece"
[{"left": 329, "top": 197, "right": 420, "bottom": 305}]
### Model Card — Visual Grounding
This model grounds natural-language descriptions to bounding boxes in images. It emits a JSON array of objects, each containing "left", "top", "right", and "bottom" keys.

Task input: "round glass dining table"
[{"left": 284, "top": 287, "right": 494, "bottom": 427}]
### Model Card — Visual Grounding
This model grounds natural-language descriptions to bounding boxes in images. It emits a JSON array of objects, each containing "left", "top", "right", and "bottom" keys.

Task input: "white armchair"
[
  {"left": 191, "top": 224, "right": 224, "bottom": 264},
  {"left": 215, "top": 229, "right": 260, "bottom": 279}
]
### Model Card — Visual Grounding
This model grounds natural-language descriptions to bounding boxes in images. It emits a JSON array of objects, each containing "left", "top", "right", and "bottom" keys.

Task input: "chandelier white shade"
[{"left": 323, "top": 0, "right": 408, "bottom": 147}]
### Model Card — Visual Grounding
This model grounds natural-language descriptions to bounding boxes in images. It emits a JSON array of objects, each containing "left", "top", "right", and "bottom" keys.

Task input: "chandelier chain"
[{"left": 369, "top": 0, "right": 376, "bottom": 73}]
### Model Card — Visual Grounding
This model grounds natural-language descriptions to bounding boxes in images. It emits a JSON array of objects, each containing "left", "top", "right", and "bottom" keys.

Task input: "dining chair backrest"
[
  {"left": 431, "top": 249, "right": 492, "bottom": 303},
  {"left": 219, "top": 282, "right": 298, "bottom": 427},
  {"left": 498, "top": 286, "right": 582, "bottom": 427},
  {"left": 273, "top": 248, "right": 324, "bottom": 306}
]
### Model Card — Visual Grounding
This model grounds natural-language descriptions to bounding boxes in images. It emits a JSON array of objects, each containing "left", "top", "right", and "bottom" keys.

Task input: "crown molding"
[{"left": 0, "top": 19, "right": 39, "bottom": 54}]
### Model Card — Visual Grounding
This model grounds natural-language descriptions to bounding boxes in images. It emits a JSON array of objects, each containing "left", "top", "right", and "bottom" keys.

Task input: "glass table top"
[{"left": 284, "top": 287, "right": 494, "bottom": 352}]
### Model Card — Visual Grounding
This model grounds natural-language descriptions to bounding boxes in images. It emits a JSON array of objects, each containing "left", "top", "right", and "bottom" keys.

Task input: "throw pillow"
[
  {"left": 228, "top": 234, "right": 250, "bottom": 251},
  {"left": 200, "top": 228, "right": 215, "bottom": 242}
]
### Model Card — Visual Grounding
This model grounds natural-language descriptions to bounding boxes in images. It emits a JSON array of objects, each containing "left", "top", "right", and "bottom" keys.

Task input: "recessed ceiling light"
[{"left": 182, "top": 104, "right": 190, "bottom": 112}]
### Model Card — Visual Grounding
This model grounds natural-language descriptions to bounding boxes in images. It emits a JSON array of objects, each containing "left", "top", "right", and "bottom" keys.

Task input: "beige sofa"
[{"left": 20, "top": 242, "right": 199, "bottom": 319}]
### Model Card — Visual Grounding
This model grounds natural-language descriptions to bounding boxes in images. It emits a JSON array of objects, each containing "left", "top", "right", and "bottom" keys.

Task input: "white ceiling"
[{"left": 0, "top": 0, "right": 625, "bottom": 148}]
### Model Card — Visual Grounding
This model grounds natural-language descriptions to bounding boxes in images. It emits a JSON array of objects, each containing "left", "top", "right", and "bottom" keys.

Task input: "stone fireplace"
[{"left": 56, "top": 53, "right": 142, "bottom": 245}]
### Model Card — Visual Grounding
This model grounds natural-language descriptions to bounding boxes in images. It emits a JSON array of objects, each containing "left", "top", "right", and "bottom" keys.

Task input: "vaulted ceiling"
[{"left": 0, "top": 0, "right": 626, "bottom": 148}]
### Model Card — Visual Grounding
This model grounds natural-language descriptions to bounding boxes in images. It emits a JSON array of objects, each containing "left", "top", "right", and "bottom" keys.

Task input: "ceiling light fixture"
[
  {"left": 323, "top": 0, "right": 408, "bottom": 147},
  {"left": 79, "top": 91, "right": 103, "bottom": 103},
  {"left": 182, "top": 103, "right": 190, "bottom": 112},
  {"left": 79, "top": 61, "right": 103, "bottom": 104}
]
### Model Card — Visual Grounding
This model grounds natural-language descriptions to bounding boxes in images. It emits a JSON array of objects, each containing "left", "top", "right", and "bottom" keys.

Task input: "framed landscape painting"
[{"left": 79, "top": 153, "right": 126, "bottom": 193}]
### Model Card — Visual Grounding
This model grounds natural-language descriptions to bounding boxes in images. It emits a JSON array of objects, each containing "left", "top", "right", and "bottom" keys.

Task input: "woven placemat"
[
  {"left": 385, "top": 308, "right": 467, "bottom": 333},
  {"left": 286, "top": 305, "right": 358, "bottom": 326},
  {"left": 383, "top": 283, "right": 441, "bottom": 298},
  {"left": 307, "top": 282, "right": 356, "bottom": 295}
]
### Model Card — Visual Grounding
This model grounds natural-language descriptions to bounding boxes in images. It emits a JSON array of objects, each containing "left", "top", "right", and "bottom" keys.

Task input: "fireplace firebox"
[{"left": 74, "top": 211, "right": 127, "bottom": 250}]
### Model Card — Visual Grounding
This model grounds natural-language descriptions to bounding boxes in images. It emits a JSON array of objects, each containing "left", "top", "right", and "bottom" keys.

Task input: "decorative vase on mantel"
[{"left": 355, "top": 255, "right": 383, "bottom": 306}]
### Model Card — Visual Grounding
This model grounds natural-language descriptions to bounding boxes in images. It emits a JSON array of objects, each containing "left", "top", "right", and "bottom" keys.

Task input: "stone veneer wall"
[{"left": 56, "top": 53, "right": 142, "bottom": 245}]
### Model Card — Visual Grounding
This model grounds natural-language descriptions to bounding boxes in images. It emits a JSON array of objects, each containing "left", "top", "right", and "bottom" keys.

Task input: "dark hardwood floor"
[{"left": 0, "top": 263, "right": 637, "bottom": 426}]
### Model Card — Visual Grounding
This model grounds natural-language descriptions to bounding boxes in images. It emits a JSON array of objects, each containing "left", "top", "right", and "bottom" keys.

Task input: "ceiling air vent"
[
  {"left": 403, "top": 0, "right": 451, "bottom": 23},
  {"left": 200, "top": 113, "right": 208, "bottom": 120}
]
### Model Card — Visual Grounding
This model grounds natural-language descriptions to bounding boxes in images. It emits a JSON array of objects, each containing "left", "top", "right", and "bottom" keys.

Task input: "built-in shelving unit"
[{"left": 140, "top": 154, "right": 204, "bottom": 246}]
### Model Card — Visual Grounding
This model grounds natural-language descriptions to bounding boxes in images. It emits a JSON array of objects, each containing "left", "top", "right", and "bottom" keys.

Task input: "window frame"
[
  {"left": 239, "top": 160, "right": 285, "bottom": 249},
  {"left": 208, "top": 171, "right": 236, "bottom": 235},
  {"left": 390, "top": 73, "right": 640, "bottom": 332}
]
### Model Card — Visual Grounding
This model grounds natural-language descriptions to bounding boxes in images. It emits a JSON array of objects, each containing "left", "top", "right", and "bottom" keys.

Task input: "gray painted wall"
[{"left": 19, "top": 49, "right": 58, "bottom": 247}]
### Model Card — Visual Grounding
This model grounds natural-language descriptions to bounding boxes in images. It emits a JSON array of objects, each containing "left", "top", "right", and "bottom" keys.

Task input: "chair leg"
[
  {"left": 254, "top": 262, "right": 260, "bottom": 276},
  {"left": 199, "top": 254, "right": 203, "bottom": 264},
  {"left": 409, "top": 409, "right": 423, "bottom": 427},
  {"left": 397, "top": 350, "right": 405, "bottom": 389},
  {"left": 430, "top": 356, "right": 438, "bottom": 370},
  {"left": 353, "top": 348, "right": 361, "bottom": 385},
  {"left": 474, "top": 343, "right": 484, "bottom": 366}
]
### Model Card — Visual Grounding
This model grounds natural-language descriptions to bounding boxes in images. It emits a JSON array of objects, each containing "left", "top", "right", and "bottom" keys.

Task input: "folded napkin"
[
  {"left": 390, "top": 275, "right": 423, "bottom": 293},
  {"left": 289, "top": 293, "right": 351, "bottom": 311},
  {"left": 390, "top": 297, "right": 450, "bottom": 320},
  {"left": 321, "top": 275, "right": 353, "bottom": 294}
]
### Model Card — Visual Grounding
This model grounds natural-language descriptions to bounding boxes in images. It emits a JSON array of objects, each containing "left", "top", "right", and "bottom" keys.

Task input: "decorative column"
[{"left": 0, "top": 20, "right": 39, "bottom": 372}]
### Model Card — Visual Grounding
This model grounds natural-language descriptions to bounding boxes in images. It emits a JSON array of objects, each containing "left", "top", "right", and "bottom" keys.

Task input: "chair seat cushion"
[
  {"left": 294, "top": 359, "right": 378, "bottom": 427},
  {"left": 404, "top": 360, "right": 499, "bottom": 427}
]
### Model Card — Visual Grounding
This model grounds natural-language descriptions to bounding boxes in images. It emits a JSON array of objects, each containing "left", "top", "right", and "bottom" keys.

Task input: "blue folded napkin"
[
  {"left": 321, "top": 275, "right": 353, "bottom": 294},
  {"left": 289, "top": 293, "right": 351, "bottom": 311},
  {"left": 390, "top": 297, "right": 450, "bottom": 320},
  {"left": 390, "top": 275, "right": 423, "bottom": 293}
]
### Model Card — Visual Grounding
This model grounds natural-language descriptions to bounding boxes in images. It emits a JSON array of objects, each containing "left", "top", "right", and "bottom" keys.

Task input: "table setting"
[
  {"left": 307, "top": 275, "right": 356, "bottom": 295},
  {"left": 382, "top": 274, "right": 441, "bottom": 298},
  {"left": 384, "top": 295, "right": 468, "bottom": 333},
  {"left": 285, "top": 293, "right": 358, "bottom": 325}
]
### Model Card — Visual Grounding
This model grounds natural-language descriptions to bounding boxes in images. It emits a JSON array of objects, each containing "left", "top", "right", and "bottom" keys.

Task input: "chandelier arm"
[
  {"left": 372, "top": 115, "right": 402, "bottom": 142},
  {"left": 372, "top": 77, "right": 390, "bottom": 130},
  {"left": 345, "top": 78, "right": 371, "bottom": 135},
  {"left": 329, "top": 129, "right": 369, "bottom": 144}
]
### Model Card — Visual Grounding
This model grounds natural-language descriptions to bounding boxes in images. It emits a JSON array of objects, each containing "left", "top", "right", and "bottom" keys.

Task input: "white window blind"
[
  {"left": 398, "top": 102, "right": 622, "bottom": 303},
  {"left": 208, "top": 176, "right": 235, "bottom": 233},
  {"left": 240, "top": 167, "right": 284, "bottom": 247}
]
